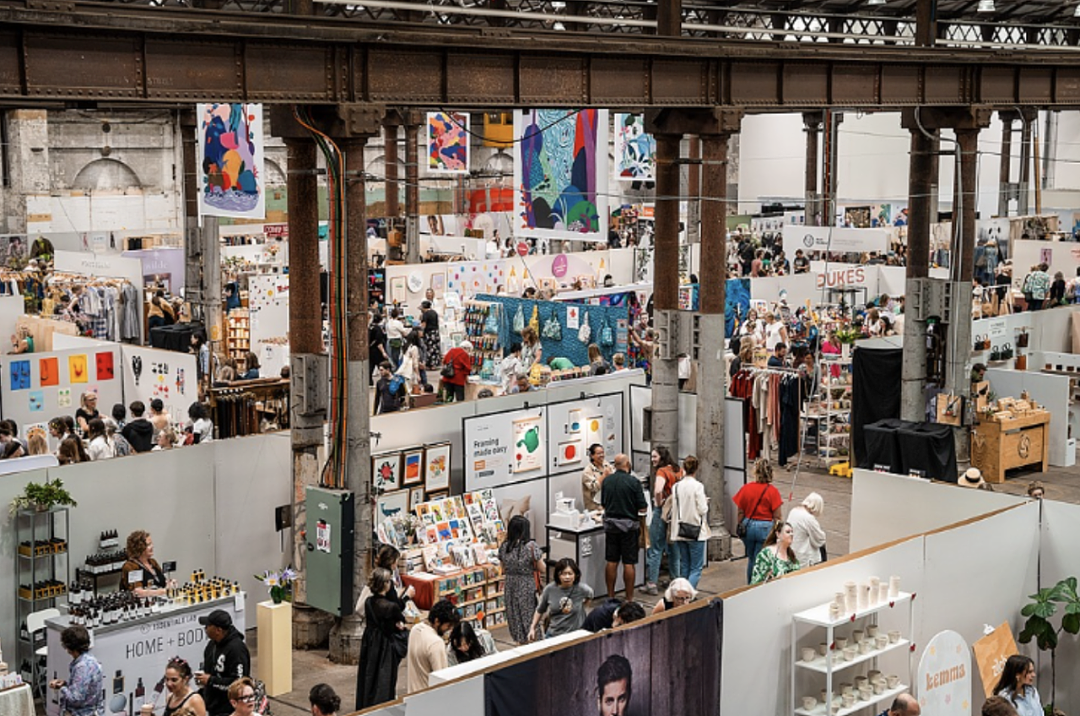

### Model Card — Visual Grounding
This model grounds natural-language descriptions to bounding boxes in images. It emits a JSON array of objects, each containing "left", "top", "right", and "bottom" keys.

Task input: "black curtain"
[{"left": 851, "top": 347, "right": 903, "bottom": 465}]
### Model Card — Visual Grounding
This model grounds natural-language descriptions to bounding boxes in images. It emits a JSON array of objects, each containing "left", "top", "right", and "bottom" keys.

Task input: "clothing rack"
[{"left": 730, "top": 367, "right": 804, "bottom": 468}]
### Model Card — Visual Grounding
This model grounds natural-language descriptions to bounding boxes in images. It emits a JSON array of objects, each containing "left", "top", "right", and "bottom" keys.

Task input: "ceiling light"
[
  {"left": 867, "top": 0, "right": 886, "bottom": 5},
  {"left": 1074, "top": 3, "right": 1080, "bottom": 17},
  {"left": 977, "top": 0, "right": 995, "bottom": 12}
]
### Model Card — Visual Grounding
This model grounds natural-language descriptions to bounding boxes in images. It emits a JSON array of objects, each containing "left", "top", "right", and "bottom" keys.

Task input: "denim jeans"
[
  {"left": 742, "top": 518, "right": 774, "bottom": 584},
  {"left": 672, "top": 540, "right": 707, "bottom": 589},
  {"left": 646, "top": 511, "right": 680, "bottom": 585}
]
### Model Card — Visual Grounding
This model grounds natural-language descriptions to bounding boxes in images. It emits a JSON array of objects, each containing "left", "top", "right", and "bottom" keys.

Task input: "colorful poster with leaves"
[
  {"left": 196, "top": 103, "right": 266, "bottom": 219},
  {"left": 613, "top": 113, "right": 656, "bottom": 181},
  {"left": 39, "top": 357, "right": 59, "bottom": 387},
  {"left": 68, "top": 355, "right": 89, "bottom": 383},
  {"left": 513, "top": 109, "right": 609, "bottom": 242}
]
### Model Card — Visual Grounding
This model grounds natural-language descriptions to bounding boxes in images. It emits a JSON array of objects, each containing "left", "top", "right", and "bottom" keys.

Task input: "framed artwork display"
[
  {"left": 372, "top": 452, "right": 402, "bottom": 492},
  {"left": 409, "top": 487, "right": 425, "bottom": 511},
  {"left": 375, "top": 489, "right": 409, "bottom": 522},
  {"left": 426, "top": 490, "right": 448, "bottom": 502},
  {"left": 424, "top": 442, "right": 451, "bottom": 493},
  {"left": 389, "top": 276, "right": 407, "bottom": 305},
  {"left": 403, "top": 448, "right": 424, "bottom": 486}
]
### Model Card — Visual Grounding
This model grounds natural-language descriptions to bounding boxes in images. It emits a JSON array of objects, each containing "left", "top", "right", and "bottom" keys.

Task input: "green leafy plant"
[
  {"left": 1018, "top": 577, "right": 1080, "bottom": 714},
  {"left": 9, "top": 478, "right": 77, "bottom": 515},
  {"left": 834, "top": 327, "right": 861, "bottom": 345}
]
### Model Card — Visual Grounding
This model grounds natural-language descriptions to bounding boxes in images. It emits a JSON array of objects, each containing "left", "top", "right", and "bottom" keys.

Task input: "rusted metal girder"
[{"left": 4, "top": 4, "right": 1080, "bottom": 108}]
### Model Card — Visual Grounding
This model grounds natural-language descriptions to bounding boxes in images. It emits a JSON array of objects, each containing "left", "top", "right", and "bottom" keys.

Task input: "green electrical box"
[{"left": 305, "top": 487, "right": 355, "bottom": 617}]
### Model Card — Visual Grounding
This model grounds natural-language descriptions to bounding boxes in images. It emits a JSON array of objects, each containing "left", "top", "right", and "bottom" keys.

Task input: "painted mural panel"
[{"left": 197, "top": 103, "right": 266, "bottom": 219}]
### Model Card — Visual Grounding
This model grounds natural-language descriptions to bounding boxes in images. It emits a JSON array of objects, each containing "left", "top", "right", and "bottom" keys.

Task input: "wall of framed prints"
[{"left": 460, "top": 392, "right": 627, "bottom": 547}]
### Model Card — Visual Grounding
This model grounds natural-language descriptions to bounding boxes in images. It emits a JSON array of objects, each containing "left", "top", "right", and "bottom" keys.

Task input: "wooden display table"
[{"left": 971, "top": 411, "right": 1050, "bottom": 483}]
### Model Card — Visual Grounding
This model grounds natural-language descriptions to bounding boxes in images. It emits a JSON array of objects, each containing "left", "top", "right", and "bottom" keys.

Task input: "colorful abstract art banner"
[
  {"left": 613, "top": 113, "right": 656, "bottom": 182},
  {"left": 514, "top": 109, "right": 609, "bottom": 243},
  {"left": 196, "top": 103, "right": 266, "bottom": 220},
  {"left": 426, "top": 111, "right": 470, "bottom": 174}
]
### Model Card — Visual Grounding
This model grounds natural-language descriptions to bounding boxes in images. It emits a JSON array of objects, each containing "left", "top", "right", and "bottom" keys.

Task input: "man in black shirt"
[
  {"left": 600, "top": 453, "right": 647, "bottom": 603},
  {"left": 793, "top": 249, "right": 810, "bottom": 274},
  {"left": 373, "top": 361, "right": 406, "bottom": 414},
  {"left": 196, "top": 610, "right": 250, "bottom": 716}
]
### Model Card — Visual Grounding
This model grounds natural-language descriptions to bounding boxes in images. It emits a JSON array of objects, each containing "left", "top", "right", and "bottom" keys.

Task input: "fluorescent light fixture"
[
  {"left": 1075, "top": 3, "right": 1080, "bottom": 17},
  {"left": 977, "top": 0, "right": 995, "bottom": 11},
  {"left": 867, "top": 0, "right": 886, "bottom": 5}
]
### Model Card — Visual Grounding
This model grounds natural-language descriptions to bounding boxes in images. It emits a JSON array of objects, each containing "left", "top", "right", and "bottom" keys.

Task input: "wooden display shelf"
[{"left": 972, "top": 411, "right": 1050, "bottom": 483}]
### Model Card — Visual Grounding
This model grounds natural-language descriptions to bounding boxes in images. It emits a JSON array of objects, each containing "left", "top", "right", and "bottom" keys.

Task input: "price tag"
[{"left": 128, "top": 569, "right": 144, "bottom": 585}]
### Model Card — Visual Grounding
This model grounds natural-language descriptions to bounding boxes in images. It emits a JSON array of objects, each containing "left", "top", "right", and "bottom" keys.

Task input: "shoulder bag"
[
  {"left": 736, "top": 484, "right": 768, "bottom": 539},
  {"left": 674, "top": 480, "right": 704, "bottom": 541}
]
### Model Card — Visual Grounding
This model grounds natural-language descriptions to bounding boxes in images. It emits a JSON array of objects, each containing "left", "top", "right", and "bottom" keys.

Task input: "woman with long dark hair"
[
  {"left": 355, "top": 568, "right": 407, "bottom": 710},
  {"left": 446, "top": 621, "right": 496, "bottom": 666},
  {"left": 992, "top": 654, "right": 1042, "bottom": 716},
  {"left": 645, "top": 444, "right": 683, "bottom": 595},
  {"left": 750, "top": 521, "right": 800, "bottom": 584},
  {"left": 498, "top": 515, "right": 544, "bottom": 645}
]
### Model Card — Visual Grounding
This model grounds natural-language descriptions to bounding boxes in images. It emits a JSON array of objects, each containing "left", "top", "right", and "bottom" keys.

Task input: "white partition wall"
[
  {"left": 0, "top": 434, "right": 289, "bottom": 655},
  {"left": 919, "top": 502, "right": 1042, "bottom": 700},
  {"left": 720, "top": 537, "right": 927, "bottom": 716},
  {"left": 850, "top": 470, "right": 1026, "bottom": 551},
  {"left": 1039, "top": 500, "right": 1080, "bottom": 715}
]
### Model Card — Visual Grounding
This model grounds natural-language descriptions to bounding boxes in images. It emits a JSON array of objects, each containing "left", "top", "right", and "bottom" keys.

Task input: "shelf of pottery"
[
  {"left": 802, "top": 356, "right": 853, "bottom": 465},
  {"left": 790, "top": 577, "right": 913, "bottom": 716},
  {"left": 226, "top": 311, "right": 251, "bottom": 360},
  {"left": 461, "top": 300, "right": 502, "bottom": 382}
]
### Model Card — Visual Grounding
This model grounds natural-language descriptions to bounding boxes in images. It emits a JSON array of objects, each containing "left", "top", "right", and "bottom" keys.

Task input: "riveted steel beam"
[{"left": 5, "top": 4, "right": 1080, "bottom": 108}]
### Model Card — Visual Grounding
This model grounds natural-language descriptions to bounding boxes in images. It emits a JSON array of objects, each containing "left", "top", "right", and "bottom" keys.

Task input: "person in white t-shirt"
[{"left": 499, "top": 343, "right": 523, "bottom": 394}]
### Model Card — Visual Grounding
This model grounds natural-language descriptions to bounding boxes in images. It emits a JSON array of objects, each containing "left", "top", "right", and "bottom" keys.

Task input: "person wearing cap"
[
  {"left": 195, "top": 609, "right": 250, "bottom": 716},
  {"left": 958, "top": 468, "right": 987, "bottom": 490}
]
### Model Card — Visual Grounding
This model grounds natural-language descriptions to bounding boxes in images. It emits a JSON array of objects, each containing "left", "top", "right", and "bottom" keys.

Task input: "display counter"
[
  {"left": 0, "top": 683, "right": 33, "bottom": 716},
  {"left": 45, "top": 595, "right": 245, "bottom": 716},
  {"left": 547, "top": 522, "right": 643, "bottom": 595}
]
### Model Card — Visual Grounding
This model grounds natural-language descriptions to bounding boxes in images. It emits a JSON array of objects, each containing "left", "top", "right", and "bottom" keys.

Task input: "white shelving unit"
[
  {"left": 803, "top": 356, "right": 852, "bottom": 465},
  {"left": 789, "top": 592, "right": 914, "bottom": 716}
]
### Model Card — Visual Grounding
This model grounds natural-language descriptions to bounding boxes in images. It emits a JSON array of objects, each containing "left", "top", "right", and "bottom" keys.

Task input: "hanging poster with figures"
[
  {"left": 512, "top": 415, "right": 544, "bottom": 474},
  {"left": 426, "top": 111, "right": 470, "bottom": 174},
  {"left": 196, "top": 103, "right": 266, "bottom": 220},
  {"left": 613, "top": 113, "right": 656, "bottom": 181},
  {"left": 372, "top": 453, "right": 402, "bottom": 492},
  {"left": 119, "top": 346, "right": 197, "bottom": 439},
  {"left": 514, "top": 109, "right": 610, "bottom": 242}
]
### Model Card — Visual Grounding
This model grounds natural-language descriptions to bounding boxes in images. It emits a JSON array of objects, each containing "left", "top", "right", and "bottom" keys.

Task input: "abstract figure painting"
[
  {"left": 513, "top": 109, "right": 609, "bottom": 242},
  {"left": 197, "top": 103, "right": 265, "bottom": 219},
  {"left": 613, "top": 113, "right": 656, "bottom": 181},
  {"left": 426, "top": 112, "right": 470, "bottom": 174}
]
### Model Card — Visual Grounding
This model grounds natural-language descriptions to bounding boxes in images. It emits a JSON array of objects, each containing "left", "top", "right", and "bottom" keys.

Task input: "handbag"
[
  {"left": 600, "top": 318, "right": 615, "bottom": 348},
  {"left": 674, "top": 481, "right": 703, "bottom": 541},
  {"left": 513, "top": 305, "right": 525, "bottom": 334},
  {"left": 542, "top": 309, "right": 562, "bottom": 340},
  {"left": 483, "top": 308, "right": 500, "bottom": 335},
  {"left": 440, "top": 360, "right": 455, "bottom": 380},
  {"left": 1017, "top": 331, "right": 1030, "bottom": 348},
  {"left": 390, "top": 629, "right": 409, "bottom": 660},
  {"left": 736, "top": 484, "right": 768, "bottom": 540},
  {"left": 578, "top": 313, "right": 592, "bottom": 344}
]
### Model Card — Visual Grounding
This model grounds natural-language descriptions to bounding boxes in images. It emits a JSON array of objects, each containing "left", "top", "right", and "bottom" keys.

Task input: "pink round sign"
[{"left": 552, "top": 254, "right": 569, "bottom": 278}]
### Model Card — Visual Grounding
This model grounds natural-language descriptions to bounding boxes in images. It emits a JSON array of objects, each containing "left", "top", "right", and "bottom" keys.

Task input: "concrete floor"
[{"left": 136, "top": 458, "right": 1080, "bottom": 716}]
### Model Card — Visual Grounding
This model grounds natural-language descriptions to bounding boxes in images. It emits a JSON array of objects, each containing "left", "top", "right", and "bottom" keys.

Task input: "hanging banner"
[
  {"left": 514, "top": 109, "right": 609, "bottom": 243},
  {"left": 783, "top": 225, "right": 889, "bottom": 257},
  {"left": 196, "top": 103, "right": 266, "bottom": 219},
  {"left": 917, "top": 629, "right": 972, "bottom": 715},
  {"left": 426, "top": 111, "right": 470, "bottom": 174},
  {"left": 613, "top": 113, "right": 656, "bottom": 182}
]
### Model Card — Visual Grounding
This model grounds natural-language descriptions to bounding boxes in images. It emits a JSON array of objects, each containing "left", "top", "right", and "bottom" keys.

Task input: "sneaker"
[{"left": 646, "top": 583, "right": 659, "bottom": 596}]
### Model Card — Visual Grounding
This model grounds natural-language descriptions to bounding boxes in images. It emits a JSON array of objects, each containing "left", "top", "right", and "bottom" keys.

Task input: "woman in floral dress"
[
  {"left": 498, "top": 515, "right": 544, "bottom": 644},
  {"left": 751, "top": 520, "right": 801, "bottom": 585}
]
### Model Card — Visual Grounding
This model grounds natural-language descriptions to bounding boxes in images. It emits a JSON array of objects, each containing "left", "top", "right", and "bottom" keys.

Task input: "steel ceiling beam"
[{"left": 3, "top": 3, "right": 1080, "bottom": 108}]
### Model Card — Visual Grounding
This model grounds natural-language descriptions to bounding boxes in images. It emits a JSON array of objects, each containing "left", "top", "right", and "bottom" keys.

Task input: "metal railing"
[{"left": 64, "top": 0, "right": 1080, "bottom": 48}]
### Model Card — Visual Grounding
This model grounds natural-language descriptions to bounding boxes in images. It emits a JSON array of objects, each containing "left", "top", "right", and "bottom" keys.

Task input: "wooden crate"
[{"left": 971, "top": 411, "right": 1050, "bottom": 483}]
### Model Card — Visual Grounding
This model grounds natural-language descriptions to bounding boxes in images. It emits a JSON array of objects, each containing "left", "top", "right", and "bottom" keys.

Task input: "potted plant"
[
  {"left": 1018, "top": 576, "right": 1080, "bottom": 715},
  {"left": 9, "top": 478, "right": 78, "bottom": 515},
  {"left": 254, "top": 567, "right": 296, "bottom": 604}
]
